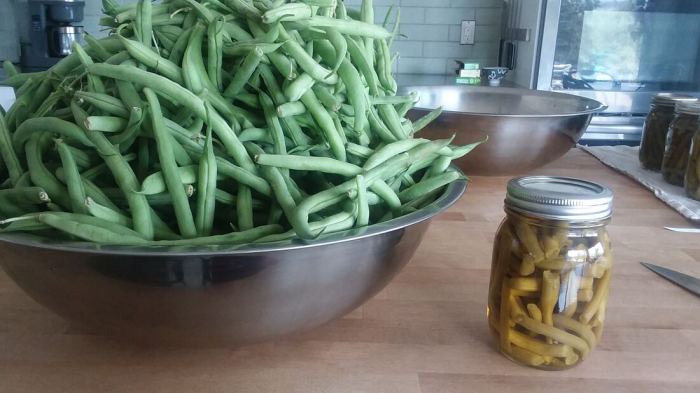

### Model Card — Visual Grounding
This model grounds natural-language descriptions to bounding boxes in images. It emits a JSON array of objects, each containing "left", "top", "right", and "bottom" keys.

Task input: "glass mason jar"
[
  {"left": 639, "top": 94, "right": 698, "bottom": 171},
  {"left": 685, "top": 125, "right": 700, "bottom": 201},
  {"left": 487, "top": 176, "right": 614, "bottom": 370},
  {"left": 662, "top": 102, "right": 700, "bottom": 186}
]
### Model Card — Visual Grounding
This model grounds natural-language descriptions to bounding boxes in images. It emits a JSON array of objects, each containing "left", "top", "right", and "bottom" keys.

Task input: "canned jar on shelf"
[
  {"left": 487, "top": 176, "right": 614, "bottom": 370},
  {"left": 685, "top": 122, "right": 700, "bottom": 201},
  {"left": 662, "top": 102, "right": 700, "bottom": 186},
  {"left": 639, "top": 94, "right": 698, "bottom": 171}
]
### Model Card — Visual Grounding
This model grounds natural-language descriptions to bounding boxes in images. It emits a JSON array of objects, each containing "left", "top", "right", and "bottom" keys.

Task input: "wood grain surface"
[{"left": 1, "top": 149, "right": 699, "bottom": 393}]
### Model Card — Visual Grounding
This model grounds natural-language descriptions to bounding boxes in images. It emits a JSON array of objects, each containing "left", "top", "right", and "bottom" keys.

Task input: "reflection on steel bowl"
[
  {"left": 403, "top": 86, "right": 607, "bottom": 176},
  {"left": 0, "top": 180, "right": 466, "bottom": 346}
]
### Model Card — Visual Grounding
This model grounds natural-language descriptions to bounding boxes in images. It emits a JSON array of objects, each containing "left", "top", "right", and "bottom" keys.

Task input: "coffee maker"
[{"left": 21, "top": 0, "right": 86, "bottom": 71}]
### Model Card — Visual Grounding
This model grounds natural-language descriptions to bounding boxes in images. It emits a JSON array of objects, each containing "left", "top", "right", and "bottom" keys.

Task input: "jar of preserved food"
[
  {"left": 662, "top": 102, "right": 700, "bottom": 186},
  {"left": 685, "top": 122, "right": 700, "bottom": 201},
  {"left": 487, "top": 176, "right": 614, "bottom": 370},
  {"left": 639, "top": 94, "right": 697, "bottom": 171}
]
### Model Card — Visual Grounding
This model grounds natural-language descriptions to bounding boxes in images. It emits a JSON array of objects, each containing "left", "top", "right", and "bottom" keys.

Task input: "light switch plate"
[{"left": 460, "top": 20, "right": 475, "bottom": 45}]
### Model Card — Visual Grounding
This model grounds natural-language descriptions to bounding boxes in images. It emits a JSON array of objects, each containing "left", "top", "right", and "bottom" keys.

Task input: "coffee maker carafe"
[{"left": 21, "top": 0, "right": 86, "bottom": 71}]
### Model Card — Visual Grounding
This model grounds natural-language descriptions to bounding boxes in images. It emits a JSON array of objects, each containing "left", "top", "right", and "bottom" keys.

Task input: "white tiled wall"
[
  {"left": 344, "top": 0, "right": 503, "bottom": 75},
  {"left": 0, "top": 0, "right": 502, "bottom": 76}
]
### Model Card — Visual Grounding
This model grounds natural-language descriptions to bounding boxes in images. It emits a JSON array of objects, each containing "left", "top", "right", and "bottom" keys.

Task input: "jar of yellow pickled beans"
[
  {"left": 487, "top": 176, "right": 614, "bottom": 370},
  {"left": 639, "top": 94, "right": 698, "bottom": 171}
]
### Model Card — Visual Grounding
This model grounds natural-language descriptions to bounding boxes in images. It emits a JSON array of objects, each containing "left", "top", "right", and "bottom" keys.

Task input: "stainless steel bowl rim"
[
  {"left": 403, "top": 85, "right": 607, "bottom": 118},
  {"left": 0, "top": 180, "right": 466, "bottom": 257}
]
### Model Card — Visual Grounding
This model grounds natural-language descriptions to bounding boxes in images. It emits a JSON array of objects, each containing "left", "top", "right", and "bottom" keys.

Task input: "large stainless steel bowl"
[
  {"left": 0, "top": 180, "right": 465, "bottom": 346},
  {"left": 405, "top": 85, "right": 607, "bottom": 176}
]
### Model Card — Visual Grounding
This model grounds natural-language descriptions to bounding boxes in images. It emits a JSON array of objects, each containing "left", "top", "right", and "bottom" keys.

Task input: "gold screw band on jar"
[{"left": 487, "top": 176, "right": 614, "bottom": 370}]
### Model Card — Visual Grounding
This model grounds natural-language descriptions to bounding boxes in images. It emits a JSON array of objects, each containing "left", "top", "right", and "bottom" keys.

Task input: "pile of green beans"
[{"left": 0, "top": 0, "right": 481, "bottom": 246}]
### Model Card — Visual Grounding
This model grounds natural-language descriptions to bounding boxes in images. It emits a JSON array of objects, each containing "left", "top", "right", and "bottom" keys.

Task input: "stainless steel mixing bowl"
[
  {"left": 404, "top": 85, "right": 607, "bottom": 176},
  {"left": 0, "top": 180, "right": 466, "bottom": 346}
]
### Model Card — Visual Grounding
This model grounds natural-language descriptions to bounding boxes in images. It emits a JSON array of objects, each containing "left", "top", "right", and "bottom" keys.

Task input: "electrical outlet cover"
[{"left": 460, "top": 20, "right": 475, "bottom": 45}]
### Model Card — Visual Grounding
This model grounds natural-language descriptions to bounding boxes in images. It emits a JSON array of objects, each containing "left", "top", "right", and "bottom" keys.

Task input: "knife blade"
[
  {"left": 664, "top": 227, "right": 700, "bottom": 233},
  {"left": 640, "top": 262, "right": 700, "bottom": 297}
]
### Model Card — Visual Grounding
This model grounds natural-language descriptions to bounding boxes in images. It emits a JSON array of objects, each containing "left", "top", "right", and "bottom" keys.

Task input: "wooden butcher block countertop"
[{"left": 1, "top": 149, "right": 699, "bottom": 393}]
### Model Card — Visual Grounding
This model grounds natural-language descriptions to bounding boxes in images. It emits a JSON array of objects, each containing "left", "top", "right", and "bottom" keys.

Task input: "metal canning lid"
[
  {"left": 676, "top": 101, "right": 700, "bottom": 116},
  {"left": 505, "top": 176, "right": 614, "bottom": 221},
  {"left": 652, "top": 93, "right": 698, "bottom": 107}
]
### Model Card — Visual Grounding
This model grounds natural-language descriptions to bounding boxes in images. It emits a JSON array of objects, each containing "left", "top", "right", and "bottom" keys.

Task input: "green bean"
[
  {"left": 260, "top": 92, "right": 287, "bottom": 155},
  {"left": 85, "top": 197, "right": 131, "bottom": 227},
  {"left": 237, "top": 185, "right": 254, "bottom": 231},
  {"left": 55, "top": 139, "right": 88, "bottom": 214},
  {"left": 85, "top": 34, "right": 115, "bottom": 62},
  {"left": 182, "top": 22, "right": 208, "bottom": 94},
  {"left": 398, "top": 170, "right": 462, "bottom": 203},
  {"left": 337, "top": 59, "right": 368, "bottom": 133},
  {"left": 74, "top": 91, "right": 130, "bottom": 118},
  {"left": 3, "top": 60, "right": 18, "bottom": 77},
  {"left": 293, "top": 16, "right": 391, "bottom": 39},
  {"left": 118, "top": 35, "right": 184, "bottom": 84},
  {"left": 105, "top": 50, "right": 131, "bottom": 64},
  {"left": 256, "top": 154, "right": 361, "bottom": 177},
  {"left": 364, "top": 139, "right": 426, "bottom": 170},
  {"left": 355, "top": 175, "right": 369, "bottom": 227},
  {"left": 290, "top": 152, "right": 410, "bottom": 239},
  {"left": 25, "top": 134, "right": 72, "bottom": 209},
  {"left": 413, "top": 106, "right": 443, "bottom": 134},
  {"left": 147, "top": 224, "right": 283, "bottom": 246},
  {"left": 0, "top": 112, "right": 23, "bottom": 185},
  {"left": 81, "top": 120, "right": 154, "bottom": 239},
  {"left": 0, "top": 218, "right": 50, "bottom": 233},
  {"left": 367, "top": 106, "right": 397, "bottom": 143},
  {"left": 26, "top": 78, "right": 53, "bottom": 115},
  {"left": 109, "top": 107, "right": 145, "bottom": 151},
  {"left": 279, "top": 25, "right": 338, "bottom": 84},
  {"left": 167, "top": 26, "right": 193, "bottom": 65},
  {"left": 135, "top": 0, "right": 153, "bottom": 47},
  {"left": 360, "top": 0, "right": 375, "bottom": 74},
  {"left": 223, "top": 21, "right": 254, "bottom": 42},
  {"left": 195, "top": 121, "right": 217, "bottom": 236},
  {"left": 285, "top": 73, "right": 316, "bottom": 102},
  {"left": 37, "top": 212, "right": 148, "bottom": 244},
  {"left": 144, "top": 87, "right": 196, "bottom": 238},
  {"left": 262, "top": 3, "right": 313, "bottom": 24},
  {"left": 0, "top": 187, "right": 51, "bottom": 207},
  {"left": 313, "top": 84, "right": 342, "bottom": 112},
  {"left": 72, "top": 42, "right": 107, "bottom": 94},
  {"left": 84, "top": 116, "right": 128, "bottom": 133},
  {"left": 226, "top": 0, "right": 262, "bottom": 19},
  {"left": 376, "top": 38, "right": 397, "bottom": 94},
  {"left": 88, "top": 63, "right": 255, "bottom": 172},
  {"left": 207, "top": 16, "right": 226, "bottom": 91},
  {"left": 115, "top": 2, "right": 169, "bottom": 24},
  {"left": 300, "top": 89, "right": 346, "bottom": 161},
  {"left": 178, "top": 0, "right": 216, "bottom": 23},
  {"left": 277, "top": 102, "right": 307, "bottom": 117},
  {"left": 346, "top": 142, "right": 374, "bottom": 159},
  {"left": 223, "top": 46, "right": 264, "bottom": 98}
]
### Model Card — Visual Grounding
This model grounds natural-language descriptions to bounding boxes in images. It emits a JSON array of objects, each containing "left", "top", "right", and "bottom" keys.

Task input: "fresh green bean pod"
[
  {"left": 195, "top": 123, "right": 217, "bottom": 236},
  {"left": 144, "top": 87, "right": 196, "bottom": 238}
]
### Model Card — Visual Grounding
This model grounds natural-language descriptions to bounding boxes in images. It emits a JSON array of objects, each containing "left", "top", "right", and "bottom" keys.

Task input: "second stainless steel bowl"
[{"left": 405, "top": 85, "right": 607, "bottom": 176}]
